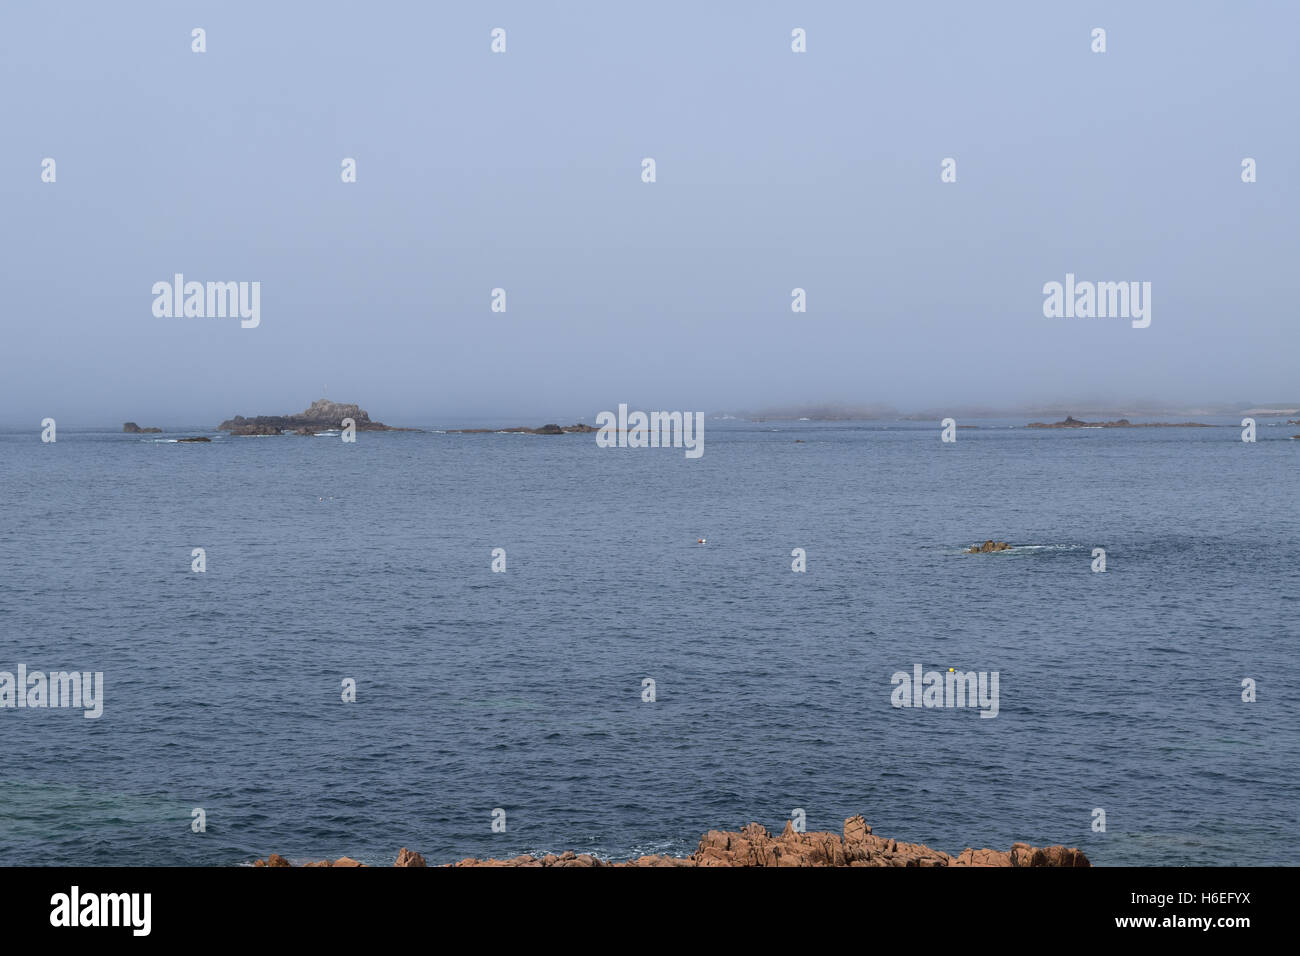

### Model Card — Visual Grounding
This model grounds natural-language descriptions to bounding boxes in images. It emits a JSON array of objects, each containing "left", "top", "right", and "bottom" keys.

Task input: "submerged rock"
[
  {"left": 251, "top": 816, "right": 1089, "bottom": 868},
  {"left": 966, "top": 540, "right": 1012, "bottom": 553}
]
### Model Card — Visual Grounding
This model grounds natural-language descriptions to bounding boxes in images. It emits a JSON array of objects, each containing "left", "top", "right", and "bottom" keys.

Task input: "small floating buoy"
[{"left": 697, "top": 538, "right": 706, "bottom": 544}]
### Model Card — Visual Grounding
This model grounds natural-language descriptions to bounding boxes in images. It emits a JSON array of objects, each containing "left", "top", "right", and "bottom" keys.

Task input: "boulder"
[
  {"left": 953, "top": 848, "right": 1012, "bottom": 867},
  {"left": 1009, "top": 843, "right": 1090, "bottom": 868},
  {"left": 394, "top": 848, "right": 426, "bottom": 868}
]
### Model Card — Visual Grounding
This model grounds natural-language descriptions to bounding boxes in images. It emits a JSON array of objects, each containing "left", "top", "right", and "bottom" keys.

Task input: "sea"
[{"left": 1, "top": 417, "right": 1296, "bottom": 866}]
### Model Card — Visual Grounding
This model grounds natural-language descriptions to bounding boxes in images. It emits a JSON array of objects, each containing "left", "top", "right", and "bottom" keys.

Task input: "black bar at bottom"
[{"left": 0, "top": 865, "right": 1279, "bottom": 941}]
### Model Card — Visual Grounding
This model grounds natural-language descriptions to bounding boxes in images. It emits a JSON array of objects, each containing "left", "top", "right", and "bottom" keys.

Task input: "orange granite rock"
[
  {"left": 253, "top": 816, "right": 1090, "bottom": 869},
  {"left": 394, "top": 848, "right": 426, "bottom": 868}
]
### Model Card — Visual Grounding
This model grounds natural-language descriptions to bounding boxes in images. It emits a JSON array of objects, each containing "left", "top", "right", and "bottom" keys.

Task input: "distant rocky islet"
[
  {"left": 125, "top": 402, "right": 1263, "bottom": 440},
  {"left": 124, "top": 421, "right": 208, "bottom": 442},
  {"left": 1024, "top": 415, "right": 1214, "bottom": 428},
  {"left": 217, "top": 399, "right": 421, "bottom": 436},
  {"left": 212, "top": 399, "right": 595, "bottom": 437},
  {"left": 446, "top": 423, "right": 597, "bottom": 435}
]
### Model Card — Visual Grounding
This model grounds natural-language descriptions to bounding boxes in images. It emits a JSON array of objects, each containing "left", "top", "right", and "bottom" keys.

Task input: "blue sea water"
[{"left": 1, "top": 419, "right": 1297, "bottom": 866}]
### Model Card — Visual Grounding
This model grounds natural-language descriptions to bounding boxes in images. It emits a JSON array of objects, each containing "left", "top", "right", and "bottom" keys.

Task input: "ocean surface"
[{"left": 1, "top": 418, "right": 1297, "bottom": 866}]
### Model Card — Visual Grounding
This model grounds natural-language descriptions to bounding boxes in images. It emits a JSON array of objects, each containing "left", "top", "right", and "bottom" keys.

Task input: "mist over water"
[{"left": 1, "top": 2, "right": 1298, "bottom": 425}]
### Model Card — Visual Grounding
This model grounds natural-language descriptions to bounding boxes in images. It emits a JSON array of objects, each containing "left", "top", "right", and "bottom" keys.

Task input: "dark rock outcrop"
[
  {"left": 176, "top": 437, "right": 211, "bottom": 443},
  {"left": 251, "top": 816, "right": 1089, "bottom": 868},
  {"left": 123, "top": 422, "right": 162, "bottom": 434},
  {"left": 224, "top": 421, "right": 284, "bottom": 436},
  {"left": 447, "top": 423, "right": 597, "bottom": 435},
  {"left": 219, "top": 399, "right": 420, "bottom": 436},
  {"left": 1026, "top": 415, "right": 1213, "bottom": 428}
]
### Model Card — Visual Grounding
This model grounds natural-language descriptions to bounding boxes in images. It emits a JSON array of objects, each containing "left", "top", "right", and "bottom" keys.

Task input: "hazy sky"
[{"left": 1, "top": 1, "right": 1296, "bottom": 425}]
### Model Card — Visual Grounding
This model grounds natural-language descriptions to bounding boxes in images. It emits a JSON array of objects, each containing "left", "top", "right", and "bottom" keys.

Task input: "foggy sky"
[{"left": 1, "top": 1, "right": 1296, "bottom": 426}]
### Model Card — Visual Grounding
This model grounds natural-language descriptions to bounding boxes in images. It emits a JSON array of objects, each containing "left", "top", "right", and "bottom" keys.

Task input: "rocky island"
[
  {"left": 251, "top": 816, "right": 1088, "bottom": 868},
  {"left": 122, "top": 422, "right": 162, "bottom": 433},
  {"left": 217, "top": 399, "right": 419, "bottom": 436},
  {"left": 1026, "top": 415, "right": 1213, "bottom": 428}
]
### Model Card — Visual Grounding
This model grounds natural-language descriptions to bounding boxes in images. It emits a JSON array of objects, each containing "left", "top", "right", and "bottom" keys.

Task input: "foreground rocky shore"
[{"left": 252, "top": 816, "right": 1090, "bottom": 868}]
